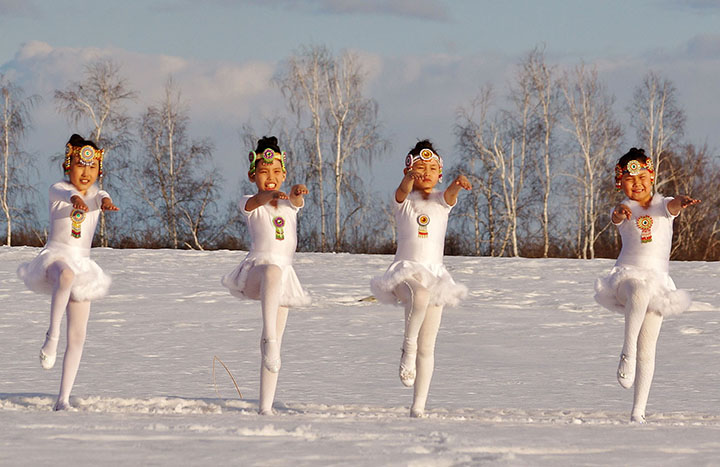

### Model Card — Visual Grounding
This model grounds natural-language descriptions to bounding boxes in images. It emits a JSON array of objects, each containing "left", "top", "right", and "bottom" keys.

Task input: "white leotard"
[
  {"left": 371, "top": 191, "right": 466, "bottom": 307},
  {"left": 221, "top": 195, "right": 310, "bottom": 306},
  {"left": 594, "top": 193, "right": 690, "bottom": 316},
  {"left": 17, "top": 181, "right": 112, "bottom": 302}
]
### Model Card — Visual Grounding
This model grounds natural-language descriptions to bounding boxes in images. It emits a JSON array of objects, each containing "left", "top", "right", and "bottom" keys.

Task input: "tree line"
[{"left": 1, "top": 45, "right": 718, "bottom": 260}]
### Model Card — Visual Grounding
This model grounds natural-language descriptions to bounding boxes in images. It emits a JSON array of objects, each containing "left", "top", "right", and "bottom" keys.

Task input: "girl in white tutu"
[
  {"left": 370, "top": 140, "right": 471, "bottom": 417},
  {"left": 221, "top": 136, "right": 310, "bottom": 415},
  {"left": 594, "top": 147, "right": 699, "bottom": 423},
  {"left": 17, "top": 134, "right": 118, "bottom": 411}
]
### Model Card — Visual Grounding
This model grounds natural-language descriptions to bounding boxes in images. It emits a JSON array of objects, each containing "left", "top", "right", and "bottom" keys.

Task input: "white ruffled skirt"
[
  {"left": 221, "top": 254, "right": 311, "bottom": 307},
  {"left": 17, "top": 246, "right": 111, "bottom": 302},
  {"left": 594, "top": 265, "right": 691, "bottom": 317},
  {"left": 370, "top": 260, "right": 467, "bottom": 307}
]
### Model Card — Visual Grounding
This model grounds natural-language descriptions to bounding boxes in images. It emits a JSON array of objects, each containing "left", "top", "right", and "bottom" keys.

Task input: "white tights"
[
  {"left": 243, "top": 264, "right": 289, "bottom": 414},
  {"left": 395, "top": 279, "right": 444, "bottom": 416},
  {"left": 42, "top": 261, "right": 91, "bottom": 410},
  {"left": 618, "top": 279, "right": 664, "bottom": 420}
]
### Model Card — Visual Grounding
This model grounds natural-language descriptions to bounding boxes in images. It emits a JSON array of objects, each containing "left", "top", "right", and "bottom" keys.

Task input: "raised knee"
[
  {"left": 619, "top": 279, "right": 648, "bottom": 303},
  {"left": 58, "top": 268, "right": 75, "bottom": 288},
  {"left": 412, "top": 286, "right": 431, "bottom": 307},
  {"left": 263, "top": 264, "right": 282, "bottom": 281}
]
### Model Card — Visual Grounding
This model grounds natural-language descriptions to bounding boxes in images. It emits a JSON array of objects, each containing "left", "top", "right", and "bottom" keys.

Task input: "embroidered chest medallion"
[
  {"left": 70, "top": 209, "right": 86, "bottom": 239},
  {"left": 272, "top": 216, "right": 285, "bottom": 240},
  {"left": 417, "top": 214, "right": 430, "bottom": 238},
  {"left": 636, "top": 215, "right": 653, "bottom": 243}
]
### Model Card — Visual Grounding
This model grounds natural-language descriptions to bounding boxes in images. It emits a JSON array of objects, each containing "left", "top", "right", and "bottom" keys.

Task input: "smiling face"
[
  {"left": 406, "top": 159, "right": 441, "bottom": 193},
  {"left": 620, "top": 170, "right": 653, "bottom": 205},
  {"left": 68, "top": 155, "right": 100, "bottom": 194},
  {"left": 250, "top": 158, "right": 286, "bottom": 191}
]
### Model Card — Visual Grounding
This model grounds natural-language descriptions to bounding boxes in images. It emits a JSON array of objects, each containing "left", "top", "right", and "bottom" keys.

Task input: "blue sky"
[{"left": 1, "top": 0, "right": 720, "bottom": 204}]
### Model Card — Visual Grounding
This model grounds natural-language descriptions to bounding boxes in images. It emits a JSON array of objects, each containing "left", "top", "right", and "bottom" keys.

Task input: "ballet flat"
[
  {"left": 617, "top": 353, "right": 635, "bottom": 389},
  {"left": 262, "top": 338, "right": 281, "bottom": 373},
  {"left": 40, "top": 333, "right": 59, "bottom": 370},
  {"left": 399, "top": 349, "right": 416, "bottom": 387}
]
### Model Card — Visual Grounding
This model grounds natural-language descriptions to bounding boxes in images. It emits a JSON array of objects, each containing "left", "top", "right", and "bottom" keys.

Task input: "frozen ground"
[{"left": 1, "top": 246, "right": 720, "bottom": 466}]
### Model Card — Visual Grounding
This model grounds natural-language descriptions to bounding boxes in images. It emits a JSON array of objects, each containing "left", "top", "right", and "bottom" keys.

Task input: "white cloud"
[
  {"left": 1, "top": 40, "right": 279, "bottom": 121},
  {"left": 1, "top": 37, "right": 718, "bottom": 205},
  {"left": 0, "top": 42, "right": 283, "bottom": 199}
]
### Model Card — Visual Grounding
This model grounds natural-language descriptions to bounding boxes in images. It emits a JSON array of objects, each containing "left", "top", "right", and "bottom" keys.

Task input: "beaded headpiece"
[
  {"left": 614, "top": 157, "right": 654, "bottom": 190},
  {"left": 405, "top": 148, "right": 443, "bottom": 181},
  {"left": 248, "top": 148, "right": 287, "bottom": 177},
  {"left": 63, "top": 143, "right": 105, "bottom": 177}
]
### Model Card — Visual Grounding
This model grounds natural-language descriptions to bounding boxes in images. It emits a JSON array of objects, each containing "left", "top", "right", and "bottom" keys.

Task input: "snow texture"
[{"left": 2, "top": 246, "right": 720, "bottom": 465}]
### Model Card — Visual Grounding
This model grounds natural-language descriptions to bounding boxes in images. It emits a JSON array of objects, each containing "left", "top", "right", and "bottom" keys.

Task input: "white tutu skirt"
[
  {"left": 17, "top": 248, "right": 111, "bottom": 302},
  {"left": 594, "top": 265, "right": 691, "bottom": 317},
  {"left": 370, "top": 260, "right": 467, "bottom": 307},
  {"left": 221, "top": 256, "right": 311, "bottom": 307}
]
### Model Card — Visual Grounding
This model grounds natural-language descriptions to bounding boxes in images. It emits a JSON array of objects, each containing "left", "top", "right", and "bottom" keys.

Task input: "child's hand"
[
  {"left": 453, "top": 174, "right": 472, "bottom": 191},
  {"left": 289, "top": 184, "right": 308, "bottom": 207},
  {"left": 444, "top": 173, "right": 472, "bottom": 206},
  {"left": 612, "top": 204, "right": 632, "bottom": 223},
  {"left": 271, "top": 191, "right": 289, "bottom": 200},
  {"left": 70, "top": 195, "right": 89, "bottom": 212},
  {"left": 291, "top": 184, "right": 309, "bottom": 197},
  {"left": 667, "top": 195, "right": 700, "bottom": 216},
  {"left": 101, "top": 198, "right": 120, "bottom": 211},
  {"left": 405, "top": 169, "right": 423, "bottom": 182},
  {"left": 677, "top": 195, "right": 700, "bottom": 208}
]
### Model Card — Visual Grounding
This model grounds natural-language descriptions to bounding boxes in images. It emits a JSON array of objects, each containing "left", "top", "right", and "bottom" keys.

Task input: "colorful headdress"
[
  {"left": 614, "top": 157, "right": 654, "bottom": 190},
  {"left": 63, "top": 143, "right": 105, "bottom": 177},
  {"left": 405, "top": 148, "right": 443, "bottom": 181},
  {"left": 248, "top": 148, "right": 287, "bottom": 177}
]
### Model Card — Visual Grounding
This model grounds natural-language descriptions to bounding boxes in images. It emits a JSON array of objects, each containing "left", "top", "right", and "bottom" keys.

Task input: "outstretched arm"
[
  {"left": 289, "top": 184, "right": 309, "bottom": 207},
  {"left": 395, "top": 170, "right": 421, "bottom": 203},
  {"left": 245, "top": 190, "right": 288, "bottom": 211},
  {"left": 443, "top": 174, "right": 472, "bottom": 206},
  {"left": 612, "top": 204, "right": 632, "bottom": 224},
  {"left": 101, "top": 197, "right": 120, "bottom": 211},
  {"left": 667, "top": 195, "right": 700, "bottom": 216}
]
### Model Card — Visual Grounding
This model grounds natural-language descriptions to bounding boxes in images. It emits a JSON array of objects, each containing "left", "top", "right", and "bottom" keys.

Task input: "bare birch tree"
[
  {"left": 1, "top": 75, "right": 40, "bottom": 245},
  {"left": 54, "top": 59, "right": 136, "bottom": 246},
  {"left": 664, "top": 144, "right": 720, "bottom": 260},
  {"left": 628, "top": 71, "right": 686, "bottom": 190},
  {"left": 135, "top": 78, "right": 216, "bottom": 249},
  {"left": 276, "top": 46, "right": 332, "bottom": 251},
  {"left": 276, "top": 45, "right": 387, "bottom": 251},
  {"left": 523, "top": 47, "right": 561, "bottom": 257},
  {"left": 561, "top": 64, "right": 622, "bottom": 259},
  {"left": 455, "top": 87, "right": 499, "bottom": 255},
  {"left": 325, "top": 51, "right": 388, "bottom": 250},
  {"left": 456, "top": 85, "right": 527, "bottom": 257}
]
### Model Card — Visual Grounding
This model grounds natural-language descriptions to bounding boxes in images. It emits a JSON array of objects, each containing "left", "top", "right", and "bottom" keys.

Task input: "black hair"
[
  {"left": 255, "top": 136, "right": 281, "bottom": 154},
  {"left": 67, "top": 133, "right": 99, "bottom": 150},
  {"left": 408, "top": 139, "right": 437, "bottom": 156},
  {"left": 617, "top": 147, "right": 649, "bottom": 167}
]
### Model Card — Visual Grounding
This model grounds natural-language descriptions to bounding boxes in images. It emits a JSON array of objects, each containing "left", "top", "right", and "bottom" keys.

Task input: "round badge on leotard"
[
  {"left": 70, "top": 209, "right": 86, "bottom": 238},
  {"left": 417, "top": 214, "right": 430, "bottom": 238},
  {"left": 273, "top": 216, "right": 285, "bottom": 240},
  {"left": 636, "top": 215, "right": 653, "bottom": 243}
]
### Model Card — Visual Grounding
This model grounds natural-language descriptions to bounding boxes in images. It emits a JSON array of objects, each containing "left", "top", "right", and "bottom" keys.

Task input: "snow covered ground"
[{"left": 1, "top": 246, "right": 719, "bottom": 465}]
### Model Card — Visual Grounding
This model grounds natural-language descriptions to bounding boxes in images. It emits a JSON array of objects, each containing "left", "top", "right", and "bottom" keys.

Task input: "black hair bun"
[
  {"left": 66, "top": 133, "right": 99, "bottom": 149},
  {"left": 255, "top": 136, "right": 281, "bottom": 153},
  {"left": 410, "top": 139, "right": 436, "bottom": 156}
]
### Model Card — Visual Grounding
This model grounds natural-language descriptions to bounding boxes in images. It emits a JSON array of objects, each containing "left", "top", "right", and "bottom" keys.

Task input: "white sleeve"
[
  {"left": 49, "top": 182, "right": 81, "bottom": 203},
  {"left": 663, "top": 196, "right": 678, "bottom": 218}
]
